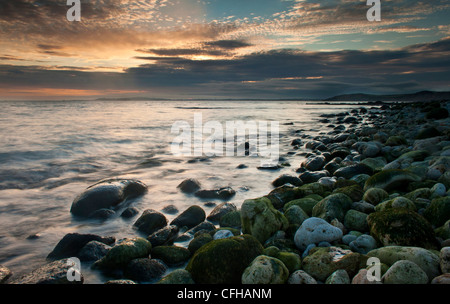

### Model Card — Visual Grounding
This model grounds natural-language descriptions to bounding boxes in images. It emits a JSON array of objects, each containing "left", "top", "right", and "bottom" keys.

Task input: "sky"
[{"left": 0, "top": 0, "right": 449, "bottom": 100}]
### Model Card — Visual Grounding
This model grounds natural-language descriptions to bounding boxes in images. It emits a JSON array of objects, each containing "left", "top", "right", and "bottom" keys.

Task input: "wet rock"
[
  {"left": 195, "top": 187, "right": 236, "bottom": 200},
  {"left": 0, "top": 265, "right": 12, "bottom": 284},
  {"left": 344, "top": 209, "right": 368, "bottom": 232},
  {"left": 301, "top": 155, "right": 326, "bottom": 171},
  {"left": 266, "top": 184, "right": 302, "bottom": 209},
  {"left": 188, "top": 233, "right": 213, "bottom": 254},
  {"left": 120, "top": 207, "right": 139, "bottom": 218},
  {"left": 47, "top": 233, "right": 115, "bottom": 260},
  {"left": 151, "top": 246, "right": 191, "bottom": 266},
  {"left": 431, "top": 273, "right": 450, "bottom": 284},
  {"left": 325, "top": 269, "right": 350, "bottom": 284},
  {"left": 441, "top": 247, "right": 450, "bottom": 273},
  {"left": 219, "top": 210, "right": 242, "bottom": 229},
  {"left": 185, "top": 234, "right": 264, "bottom": 284},
  {"left": 177, "top": 178, "right": 201, "bottom": 194},
  {"left": 124, "top": 258, "right": 167, "bottom": 282},
  {"left": 170, "top": 205, "right": 206, "bottom": 229},
  {"left": 271, "top": 174, "right": 303, "bottom": 187},
  {"left": 299, "top": 170, "right": 330, "bottom": 184},
  {"left": 70, "top": 179, "right": 147, "bottom": 218},
  {"left": 147, "top": 225, "right": 179, "bottom": 247},
  {"left": 312, "top": 193, "right": 353, "bottom": 223},
  {"left": 423, "top": 196, "right": 450, "bottom": 227},
  {"left": 78, "top": 240, "right": 111, "bottom": 262},
  {"left": 206, "top": 202, "right": 237, "bottom": 223},
  {"left": 364, "top": 169, "right": 421, "bottom": 192},
  {"left": 157, "top": 269, "right": 195, "bottom": 284},
  {"left": 363, "top": 188, "right": 389, "bottom": 206},
  {"left": 349, "top": 234, "right": 377, "bottom": 254},
  {"left": 334, "top": 163, "right": 373, "bottom": 180},
  {"left": 287, "top": 270, "right": 318, "bottom": 284},
  {"left": 133, "top": 209, "right": 168, "bottom": 235}
]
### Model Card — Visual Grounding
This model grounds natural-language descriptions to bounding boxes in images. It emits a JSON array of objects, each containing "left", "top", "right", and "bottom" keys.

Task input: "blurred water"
[{"left": 0, "top": 99, "right": 360, "bottom": 282}]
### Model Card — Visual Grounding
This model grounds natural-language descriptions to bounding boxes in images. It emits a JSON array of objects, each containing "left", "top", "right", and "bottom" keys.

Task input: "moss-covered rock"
[
  {"left": 361, "top": 157, "right": 387, "bottom": 172},
  {"left": 93, "top": 237, "right": 152, "bottom": 270},
  {"left": 382, "top": 260, "right": 429, "bottom": 284},
  {"left": 375, "top": 196, "right": 417, "bottom": 212},
  {"left": 241, "top": 255, "right": 289, "bottom": 284},
  {"left": 333, "top": 184, "right": 364, "bottom": 202},
  {"left": 404, "top": 188, "right": 432, "bottom": 202},
  {"left": 157, "top": 269, "right": 195, "bottom": 284},
  {"left": 185, "top": 234, "right": 263, "bottom": 284},
  {"left": 283, "top": 197, "right": 318, "bottom": 216},
  {"left": 435, "top": 219, "right": 450, "bottom": 239},
  {"left": 151, "top": 245, "right": 191, "bottom": 266},
  {"left": 265, "top": 184, "right": 302, "bottom": 209},
  {"left": 364, "top": 169, "right": 421, "bottom": 192},
  {"left": 398, "top": 150, "right": 430, "bottom": 162},
  {"left": 296, "top": 182, "right": 326, "bottom": 198},
  {"left": 302, "top": 247, "right": 362, "bottom": 282},
  {"left": 344, "top": 209, "right": 369, "bottom": 232},
  {"left": 312, "top": 193, "right": 353, "bottom": 222},
  {"left": 385, "top": 136, "right": 407, "bottom": 146},
  {"left": 187, "top": 233, "right": 213, "bottom": 254},
  {"left": 284, "top": 205, "right": 309, "bottom": 230},
  {"left": 219, "top": 210, "right": 242, "bottom": 229},
  {"left": 367, "top": 209, "right": 438, "bottom": 249},
  {"left": 241, "top": 197, "right": 289, "bottom": 244},
  {"left": 423, "top": 196, "right": 450, "bottom": 227},
  {"left": 363, "top": 188, "right": 389, "bottom": 206}
]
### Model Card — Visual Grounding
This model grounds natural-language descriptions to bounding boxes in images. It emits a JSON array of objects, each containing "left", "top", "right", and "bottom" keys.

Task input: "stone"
[
  {"left": 302, "top": 246, "right": 361, "bottom": 282},
  {"left": 89, "top": 208, "right": 116, "bottom": 219},
  {"left": 325, "top": 269, "right": 350, "bottom": 284},
  {"left": 431, "top": 183, "right": 446, "bottom": 197},
  {"left": 133, "top": 209, "right": 168, "bottom": 235},
  {"left": 426, "top": 107, "right": 449, "bottom": 120},
  {"left": 299, "top": 170, "right": 329, "bottom": 184},
  {"left": 0, "top": 265, "right": 12, "bottom": 284},
  {"left": 352, "top": 201, "right": 375, "bottom": 214},
  {"left": 78, "top": 240, "right": 111, "bottom": 262},
  {"left": 415, "top": 127, "right": 441, "bottom": 139},
  {"left": 241, "top": 197, "right": 289, "bottom": 244},
  {"left": 302, "top": 155, "right": 326, "bottom": 171},
  {"left": 177, "top": 178, "right": 201, "bottom": 193},
  {"left": 266, "top": 184, "right": 302, "bottom": 209},
  {"left": 272, "top": 174, "right": 303, "bottom": 188},
  {"left": 423, "top": 196, "right": 450, "bottom": 227},
  {"left": 431, "top": 273, "right": 450, "bottom": 284},
  {"left": 219, "top": 210, "right": 242, "bottom": 229},
  {"left": 47, "top": 233, "right": 115, "bottom": 260},
  {"left": 367, "top": 246, "right": 440, "bottom": 280},
  {"left": 147, "top": 225, "right": 179, "bottom": 247},
  {"left": 349, "top": 235, "right": 377, "bottom": 254},
  {"left": 356, "top": 141, "right": 381, "bottom": 158},
  {"left": 93, "top": 237, "right": 152, "bottom": 270},
  {"left": 105, "top": 279, "right": 136, "bottom": 284},
  {"left": 312, "top": 193, "right": 353, "bottom": 222},
  {"left": 70, "top": 179, "right": 147, "bottom": 217},
  {"left": 124, "top": 258, "right": 167, "bottom": 282},
  {"left": 333, "top": 184, "right": 364, "bottom": 202},
  {"left": 283, "top": 197, "right": 318, "bottom": 216},
  {"left": 120, "top": 207, "right": 139, "bottom": 218},
  {"left": 12, "top": 259, "right": 83, "bottom": 284},
  {"left": 344, "top": 210, "right": 369, "bottom": 232},
  {"left": 188, "top": 233, "right": 213, "bottom": 254},
  {"left": 151, "top": 246, "right": 191, "bottom": 266},
  {"left": 382, "top": 260, "right": 428, "bottom": 284},
  {"left": 333, "top": 164, "right": 374, "bottom": 180},
  {"left": 367, "top": 209, "right": 438, "bottom": 249},
  {"left": 287, "top": 270, "right": 318, "bottom": 284},
  {"left": 385, "top": 136, "right": 407, "bottom": 146},
  {"left": 185, "top": 234, "right": 264, "bottom": 284},
  {"left": 170, "top": 205, "right": 206, "bottom": 229},
  {"left": 241, "top": 255, "right": 289, "bottom": 284},
  {"left": 273, "top": 252, "right": 302, "bottom": 273},
  {"left": 361, "top": 157, "right": 387, "bottom": 172},
  {"left": 195, "top": 187, "right": 236, "bottom": 200},
  {"left": 364, "top": 169, "right": 421, "bottom": 192},
  {"left": 351, "top": 269, "right": 381, "bottom": 284},
  {"left": 435, "top": 220, "right": 450, "bottom": 240},
  {"left": 284, "top": 205, "right": 309, "bottom": 229},
  {"left": 157, "top": 269, "right": 195, "bottom": 284},
  {"left": 441, "top": 247, "right": 450, "bottom": 273},
  {"left": 375, "top": 196, "right": 416, "bottom": 212},
  {"left": 213, "top": 229, "right": 234, "bottom": 240},
  {"left": 294, "top": 217, "right": 343, "bottom": 251},
  {"left": 206, "top": 202, "right": 237, "bottom": 223}
]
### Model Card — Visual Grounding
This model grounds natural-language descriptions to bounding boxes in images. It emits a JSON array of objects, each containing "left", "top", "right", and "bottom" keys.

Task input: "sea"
[{"left": 0, "top": 99, "right": 364, "bottom": 283}]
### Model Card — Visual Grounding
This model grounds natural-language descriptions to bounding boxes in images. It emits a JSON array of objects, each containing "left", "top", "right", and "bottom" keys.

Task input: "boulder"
[
  {"left": 70, "top": 179, "right": 147, "bottom": 217},
  {"left": 177, "top": 178, "right": 201, "bottom": 193},
  {"left": 333, "top": 163, "right": 374, "bottom": 180},
  {"left": 441, "top": 247, "right": 450, "bottom": 273},
  {"left": 423, "top": 196, "right": 450, "bottom": 227},
  {"left": 147, "top": 225, "right": 179, "bottom": 247},
  {"left": 185, "top": 234, "right": 264, "bottom": 284},
  {"left": 382, "top": 260, "right": 428, "bottom": 284},
  {"left": 206, "top": 202, "right": 237, "bottom": 223},
  {"left": 151, "top": 246, "right": 191, "bottom": 266},
  {"left": 367, "top": 246, "right": 440, "bottom": 280},
  {"left": 344, "top": 209, "right": 368, "bottom": 232},
  {"left": 294, "top": 217, "right": 343, "bottom": 251},
  {"left": 47, "top": 233, "right": 115, "bottom": 260},
  {"left": 12, "top": 259, "right": 83, "bottom": 284},
  {"left": 0, "top": 265, "right": 12, "bottom": 284},
  {"left": 272, "top": 174, "right": 303, "bottom": 188},
  {"left": 124, "top": 258, "right": 167, "bottom": 283},
  {"left": 241, "top": 197, "right": 289, "bottom": 244},
  {"left": 93, "top": 237, "right": 152, "bottom": 270},
  {"left": 302, "top": 246, "right": 361, "bottom": 282},
  {"left": 287, "top": 270, "right": 318, "bottom": 284},
  {"left": 367, "top": 209, "right": 438, "bottom": 249},
  {"left": 170, "top": 205, "right": 206, "bottom": 229},
  {"left": 157, "top": 269, "right": 195, "bottom": 284},
  {"left": 133, "top": 209, "right": 168, "bottom": 235},
  {"left": 194, "top": 187, "right": 236, "bottom": 200},
  {"left": 312, "top": 193, "right": 353, "bottom": 222},
  {"left": 241, "top": 255, "right": 289, "bottom": 284},
  {"left": 301, "top": 155, "right": 326, "bottom": 171},
  {"left": 78, "top": 240, "right": 111, "bottom": 262},
  {"left": 325, "top": 269, "right": 350, "bottom": 284},
  {"left": 349, "top": 235, "right": 377, "bottom": 254},
  {"left": 364, "top": 169, "right": 421, "bottom": 192}
]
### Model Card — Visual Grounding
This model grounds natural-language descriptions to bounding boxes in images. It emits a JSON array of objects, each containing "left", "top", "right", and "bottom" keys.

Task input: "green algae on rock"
[{"left": 364, "top": 169, "right": 421, "bottom": 192}]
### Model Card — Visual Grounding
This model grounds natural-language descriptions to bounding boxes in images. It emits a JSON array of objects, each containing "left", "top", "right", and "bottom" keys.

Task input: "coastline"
[{"left": 1, "top": 99, "right": 450, "bottom": 285}]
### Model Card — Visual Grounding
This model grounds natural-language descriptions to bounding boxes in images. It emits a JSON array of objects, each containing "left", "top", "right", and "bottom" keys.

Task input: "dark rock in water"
[
  {"left": 47, "top": 233, "right": 115, "bottom": 260},
  {"left": 170, "top": 205, "right": 206, "bottom": 229},
  {"left": 266, "top": 184, "right": 302, "bottom": 210},
  {"left": 177, "top": 178, "right": 201, "bottom": 194},
  {"left": 367, "top": 209, "right": 439, "bottom": 249},
  {"left": 186, "top": 221, "right": 217, "bottom": 236},
  {"left": 151, "top": 246, "right": 191, "bottom": 266},
  {"left": 305, "top": 140, "right": 327, "bottom": 151},
  {"left": 236, "top": 164, "right": 248, "bottom": 169},
  {"left": 272, "top": 174, "right": 303, "bottom": 188},
  {"left": 195, "top": 187, "right": 236, "bottom": 200},
  {"left": 188, "top": 233, "right": 213, "bottom": 254},
  {"left": 12, "top": 259, "right": 84, "bottom": 284},
  {"left": 90, "top": 208, "right": 116, "bottom": 220},
  {"left": 78, "top": 240, "right": 111, "bottom": 262},
  {"left": 70, "top": 179, "right": 147, "bottom": 218},
  {"left": 301, "top": 155, "right": 326, "bottom": 171},
  {"left": 256, "top": 164, "right": 282, "bottom": 171},
  {"left": 299, "top": 170, "right": 329, "bottom": 184},
  {"left": 334, "top": 163, "right": 374, "bottom": 180},
  {"left": 124, "top": 258, "right": 167, "bottom": 283},
  {"left": 120, "top": 207, "right": 139, "bottom": 218},
  {"left": 185, "top": 234, "right": 264, "bottom": 284},
  {"left": 206, "top": 202, "right": 237, "bottom": 223},
  {"left": 133, "top": 209, "right": 168, "bottom": 235},
  {"left": 161, "top": 204, "right": 179, "bottom": 215},
  {"left": 333, "top": 133, "right": 350, "bottom": 143},
  {"left": 291, "top": 139, "right": 302, "bottom": 146},
  {"left": 0, "top": 265, "right": 12, "bottom": 284},
  {"left": 147, "top": 225, "right": 179, "bottom": 247},
  {"left": 415, "top": 127, "right": 442, "bottom": 140}
]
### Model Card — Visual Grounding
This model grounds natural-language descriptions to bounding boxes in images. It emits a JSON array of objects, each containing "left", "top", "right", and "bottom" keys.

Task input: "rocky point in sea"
[{"left": 3, "top": 100, "right": 450, "bottom": 285}]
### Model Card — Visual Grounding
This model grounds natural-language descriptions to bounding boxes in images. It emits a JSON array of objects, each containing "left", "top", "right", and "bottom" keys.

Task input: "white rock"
[{"left": 294, "top": 217, "right": 343, "bottom": 251}]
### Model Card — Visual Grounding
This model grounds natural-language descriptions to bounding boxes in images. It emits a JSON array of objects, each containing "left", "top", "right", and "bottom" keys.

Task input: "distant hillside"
[{"left": 325, "top": 90, "right": 450, "bottom": 102}]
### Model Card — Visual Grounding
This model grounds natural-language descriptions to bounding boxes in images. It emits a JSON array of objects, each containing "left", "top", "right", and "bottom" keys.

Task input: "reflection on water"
[{"left": 0, "top": 100, "right": 361, "bottom": 282}]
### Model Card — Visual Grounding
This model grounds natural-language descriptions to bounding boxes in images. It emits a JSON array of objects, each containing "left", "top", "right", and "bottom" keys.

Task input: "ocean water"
[{"left": 0, "top": 100, "right": 362, "bottom": 283}]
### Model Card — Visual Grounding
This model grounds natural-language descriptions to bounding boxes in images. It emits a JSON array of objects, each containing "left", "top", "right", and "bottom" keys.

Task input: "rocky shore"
[{"left": 1, "top": 100, "right": 450, "bottom": 284}]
